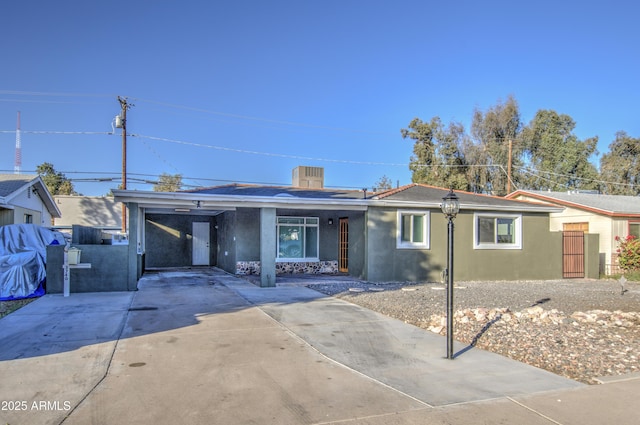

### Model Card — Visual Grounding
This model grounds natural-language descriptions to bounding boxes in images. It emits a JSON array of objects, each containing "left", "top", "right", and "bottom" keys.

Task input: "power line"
[
  {"left": 0, "top": 90, "right": 394, "bottom": 136},
  {"left": 0, "top": 130, "right": 113, "bottom": 135},
  {"left": 130, "top": 97, "right": 392, "bottom": 135},
  {"left": 0, "top": 169, "right": 358, "bottom": 190},
  {"left": 131, "top": 133, "right": 409, "bottom": 167},
  {"left": 0, "top": 90, "right": 115, "bottom": 98},
  {"left": 515, "top": 166, "right": 637, "bottom": 189}
]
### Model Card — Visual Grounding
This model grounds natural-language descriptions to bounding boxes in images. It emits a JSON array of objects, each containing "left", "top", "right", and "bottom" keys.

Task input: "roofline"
[
  {"left": 1, "top": 175, "right": 61, "bottom": 218},
  {"left": 113, "top": 189, "right": 369, "bottom": 211},
  {"left": 373, "top": 183, "right": 563, "bottom": 213},
  {"left": 33, "top": 176, "right": 62, "bottom": 218},
  {"left": 369, "top": 198, "right": 562, "bottom": 212},
  {"left": 507, "top": 190, "right": 640, "bottom": 218},
  {"left": 181, "top": 182, "right": 365, "bottom": 194},
  {"left": 114, "top": 189, "right": 561, "bottom": 213}
]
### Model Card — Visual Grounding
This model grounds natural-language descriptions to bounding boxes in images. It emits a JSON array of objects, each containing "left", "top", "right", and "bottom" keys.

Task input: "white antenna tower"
[{"left": 14, "top": 111, "right": 22, "bottom": 174}]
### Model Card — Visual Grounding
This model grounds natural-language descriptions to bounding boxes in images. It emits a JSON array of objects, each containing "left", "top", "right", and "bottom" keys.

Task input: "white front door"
[{"left": 192, "top": 222, "right": 210, "bottom": 266}]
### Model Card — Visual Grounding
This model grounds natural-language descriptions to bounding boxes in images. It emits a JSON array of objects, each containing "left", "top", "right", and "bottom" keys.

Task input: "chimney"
[{"left": 292, "top": 166, "right": 324, "bottom": 188}]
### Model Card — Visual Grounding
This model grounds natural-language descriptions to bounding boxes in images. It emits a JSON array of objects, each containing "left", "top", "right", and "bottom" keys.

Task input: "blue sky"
[{"left": 1, "top": 0, "right": 638, "bottom": 196}]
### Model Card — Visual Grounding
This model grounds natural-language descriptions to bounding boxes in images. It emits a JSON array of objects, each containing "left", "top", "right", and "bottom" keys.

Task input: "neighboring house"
[
  {"left": 53, "top": 195, "right": 123, "bottom": 234},
  {"left": 113, "top": 166, "right": 589, "bottom": 288},
  {"left": 507, "top": 190, "right": 640, "bottom": 275},
  {"left": 0, "top": 174, "right": 61, "bottom": 227}
]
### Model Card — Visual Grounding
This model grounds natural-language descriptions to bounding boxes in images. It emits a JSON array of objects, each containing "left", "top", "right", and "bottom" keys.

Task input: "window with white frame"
[
  {"left": 397, "top": 210, "right": 430, "bottom": 249},
  {"left": 629, "top": 222, "right": 640, "bottom": 239},
  {"left": 277, "top": 217, "right": 319, "bottom": 260},
  {"left": 474, "top": 213, "right": 522, "bottom": 249}
]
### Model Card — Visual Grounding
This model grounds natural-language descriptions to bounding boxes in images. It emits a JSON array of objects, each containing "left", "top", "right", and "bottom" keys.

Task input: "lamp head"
[{"left": 441, "top": 189, "right": 460, "bottom": 219}]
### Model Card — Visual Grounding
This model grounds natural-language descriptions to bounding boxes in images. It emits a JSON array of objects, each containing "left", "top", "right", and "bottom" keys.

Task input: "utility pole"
[
  {"left": 507, "top": 139, "right": 512, "bottom": 194},
  {"left": 14, "top": 111, "right": 22, "bottom": 174},
  {"left": 117, "top": 96, "right": 132, "bottom": 233}
]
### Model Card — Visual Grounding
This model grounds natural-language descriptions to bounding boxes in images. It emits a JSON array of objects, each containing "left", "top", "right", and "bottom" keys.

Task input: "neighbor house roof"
[
  {"left": 0, "top": 174, "right": 61, "bottom": 218},
  {"left": 506, "top": 190, "right": 640, "bottom": 217}
]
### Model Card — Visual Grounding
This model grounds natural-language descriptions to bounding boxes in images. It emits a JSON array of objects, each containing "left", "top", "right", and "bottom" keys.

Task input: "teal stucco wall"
[{"left": 46, "top": 244, "right": 130, "bottom": 293}]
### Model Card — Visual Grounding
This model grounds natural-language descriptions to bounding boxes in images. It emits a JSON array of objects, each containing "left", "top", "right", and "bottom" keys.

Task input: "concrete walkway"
[{"left": 0, "top": 268, "right": 638, "bottom": 424}]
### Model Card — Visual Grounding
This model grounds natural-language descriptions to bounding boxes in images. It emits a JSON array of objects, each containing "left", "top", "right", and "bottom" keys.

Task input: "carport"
[{"left": 113, "top": 186, "right": 368, "bottom": 287}]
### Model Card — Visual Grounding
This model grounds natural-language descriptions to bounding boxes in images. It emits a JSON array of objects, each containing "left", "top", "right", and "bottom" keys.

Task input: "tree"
[
  {"left": 36, "top": 162, "right": 77, "bottom": 195},
  {"left": 468, "top": 95, "right": 522, "bottom": 195},
  {"left": 374, "top": 175, "right": 393, "bottom": 191},
  {"left": 599, "top": 131, "right": 640, "bottom": 195},
  {"left": 519, "top": 110, "right": 599, "bottom": 191},
  {"left": 401, "top": 117, "right": 468, "bottom": 190},
  {"left": 153, "top": 173, "right": 183, "bottom": 192}
]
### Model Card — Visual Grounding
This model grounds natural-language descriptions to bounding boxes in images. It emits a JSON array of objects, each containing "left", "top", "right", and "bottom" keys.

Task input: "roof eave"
[
  {"left": 33, "top": 178, "right": 62, "bottom": 218},
  {"left": 371, "top": 199, "right": 563, "bottom": 213},
  {"left": 2, "top": 176, "right": 61, "bottom": 218},
  {"left": 113, "top": 190, "right": 369, "bottom": 211},
  {"left": 113, "top": 190, "right": 562, "bottom": 213}
]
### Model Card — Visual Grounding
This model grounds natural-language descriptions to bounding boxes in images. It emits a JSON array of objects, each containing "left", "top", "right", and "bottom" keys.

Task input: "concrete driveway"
[{"left": 1, "top": 268, "right": 638, "bottom": 425}]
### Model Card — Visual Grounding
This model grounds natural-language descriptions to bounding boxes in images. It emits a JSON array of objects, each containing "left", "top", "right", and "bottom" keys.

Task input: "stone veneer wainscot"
[{"left": 235, "top": 261, "right": 338, "bottom": 275}]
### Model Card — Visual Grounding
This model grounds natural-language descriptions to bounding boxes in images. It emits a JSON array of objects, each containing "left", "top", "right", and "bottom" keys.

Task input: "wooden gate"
[
  {"left": 339, "top": 218, "right": 348, "bottom": 273},
  {"left": 562, "top": 231, "right": 584, "bottom": 278}
]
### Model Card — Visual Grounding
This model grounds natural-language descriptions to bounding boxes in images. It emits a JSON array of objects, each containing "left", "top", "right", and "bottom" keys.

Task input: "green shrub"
[{"left": 616, "top": 235, "right": 640, "bottom": 272}]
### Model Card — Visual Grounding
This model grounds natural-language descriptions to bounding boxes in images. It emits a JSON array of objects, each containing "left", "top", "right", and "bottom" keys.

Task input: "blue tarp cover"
[{"left": 0, "top": 224, "right": 65, "bottom": 300}]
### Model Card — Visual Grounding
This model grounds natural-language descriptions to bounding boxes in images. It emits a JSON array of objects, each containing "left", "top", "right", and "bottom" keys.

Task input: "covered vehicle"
[{"left": 0, "top": 224, "right": 66, "bottom": 300}]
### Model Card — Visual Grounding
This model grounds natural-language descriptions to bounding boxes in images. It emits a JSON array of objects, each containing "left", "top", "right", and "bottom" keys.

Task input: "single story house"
[
  {"left": 0, "top": 174, "right": 61, "bottom": 227},
  {"left": 113, "top": 167, "right": 597, "bottom": 288},
  {"left": 507, "top": 190, "right": 640, "bottom": 275}
]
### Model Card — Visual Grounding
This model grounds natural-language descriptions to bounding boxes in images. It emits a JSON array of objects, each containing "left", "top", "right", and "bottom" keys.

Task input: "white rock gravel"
[{"left": 309, "top": 279, "right": 640, "bottom": 384}]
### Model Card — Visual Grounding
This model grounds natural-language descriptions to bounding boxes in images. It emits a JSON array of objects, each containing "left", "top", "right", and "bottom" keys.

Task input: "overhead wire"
[
  {"left": 0, "top": 130, "right": 113, "bottom": 135},
  {"left": 1, "top": 90, "right": 633, "bottom": 192},
  {"left": 130, "top": 133, "right": 409, "bottom": 167},
  {"left": 129, "top": 96, "right": 392, "bottom": 135}
]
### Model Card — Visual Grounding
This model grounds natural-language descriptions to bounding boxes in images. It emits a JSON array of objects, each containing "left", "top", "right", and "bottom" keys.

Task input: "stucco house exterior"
[
  {"left": 113, "top": 167, "right": 593, "bottom": 288},
  {"left": 507, "top": 190, "right": 640, "bottom": 275},
  {"left": 0, "top": 174, "right": 61, "bottom": 227},
  {"left": 53, "top": 195, "right": 123, "bottom": 234}
]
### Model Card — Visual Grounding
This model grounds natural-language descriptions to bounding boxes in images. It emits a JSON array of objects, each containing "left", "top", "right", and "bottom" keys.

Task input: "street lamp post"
[{"left": 441, "top": 189, "right": 460, "bottom": 359}]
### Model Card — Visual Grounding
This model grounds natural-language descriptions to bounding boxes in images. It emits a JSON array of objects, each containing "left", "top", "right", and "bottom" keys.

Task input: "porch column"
[
  {"left": 126, "top": 202, "right": 140, "bottom": 291},
  {"left": 260, "top": 207, "right": 276, "bottom": 287}
]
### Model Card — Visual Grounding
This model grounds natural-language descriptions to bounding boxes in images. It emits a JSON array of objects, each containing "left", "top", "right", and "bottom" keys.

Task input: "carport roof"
[{"left": 112, "top": 184, "right": 371, "bottom": 213}]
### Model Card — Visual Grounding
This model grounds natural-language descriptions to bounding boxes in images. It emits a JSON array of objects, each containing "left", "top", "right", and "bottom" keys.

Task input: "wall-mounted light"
[
  {"left": 193, "top": 200, "right": 202, "bottom": 209},
  {"left": 328, "top": 218, "right": 334, "bottom": 225}
]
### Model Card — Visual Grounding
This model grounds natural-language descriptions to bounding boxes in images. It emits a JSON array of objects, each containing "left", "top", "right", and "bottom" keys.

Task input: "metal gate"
[{"left": 562, "top": 231, "right": 584, "bottom": 278}]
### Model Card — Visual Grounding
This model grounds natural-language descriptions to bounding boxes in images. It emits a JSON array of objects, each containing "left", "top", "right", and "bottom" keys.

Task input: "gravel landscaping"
[
  {"left": 308, "top": 278, "right": 640, "bottom": 385},
  {"left": 0, "top": 298, "right": 36, "bottom": 319}
]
